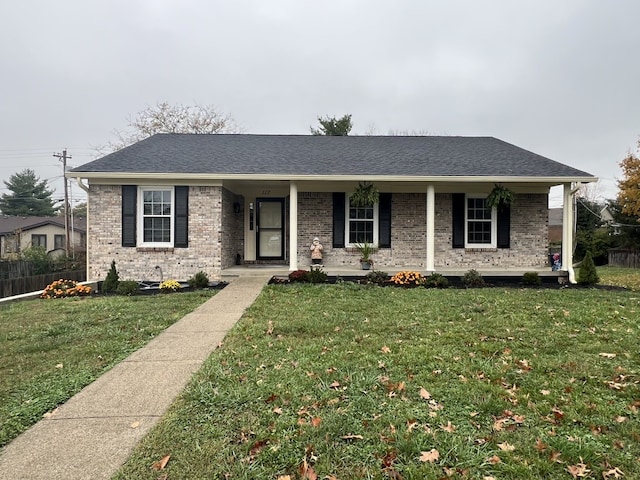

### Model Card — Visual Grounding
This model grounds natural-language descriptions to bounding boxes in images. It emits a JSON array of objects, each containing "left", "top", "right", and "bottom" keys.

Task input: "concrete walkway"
[{"left": 0, "top": 275, "right": 270, "bottom": 480}]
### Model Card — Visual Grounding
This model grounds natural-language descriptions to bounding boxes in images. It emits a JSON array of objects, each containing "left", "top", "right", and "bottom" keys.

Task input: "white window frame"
[
  {"left": 465, "top": 194, "right": 497, "bottom": 248},
  {"left": 345, "top": 195, "right": 379, "bottom": 247},
  {"left": 138, "top": 186, "right": 175, "bottom": 247}
]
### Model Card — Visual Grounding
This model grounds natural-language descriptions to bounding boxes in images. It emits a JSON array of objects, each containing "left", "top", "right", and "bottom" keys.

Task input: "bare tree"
[{"left": 96, "top": 102, "right": 242, "bottom": 155}]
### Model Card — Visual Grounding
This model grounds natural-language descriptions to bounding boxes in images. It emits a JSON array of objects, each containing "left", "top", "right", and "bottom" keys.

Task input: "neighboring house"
[
  {"left": 548, "top": 208, "right": 563, "bottom": 244},
  {"left": 69, "top": 134, "right": 596, "bottom": 283},
  {"left": 600, "top": 205, "right": 621, "bottom": 235},
  {"left": 0, "top": 216, "right": 86, "bottom": 259}
]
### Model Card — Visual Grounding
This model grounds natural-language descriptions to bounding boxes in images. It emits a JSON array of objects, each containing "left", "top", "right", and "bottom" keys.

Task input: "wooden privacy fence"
[
  {"left": 0, "top": 270, "right": 86, "bottom": 298},
  {"left": 608, "top": 249, "right": 640, "bottom": 268},
  {"left": 0, "top": 260, "right": 34, "bottom": 279}
]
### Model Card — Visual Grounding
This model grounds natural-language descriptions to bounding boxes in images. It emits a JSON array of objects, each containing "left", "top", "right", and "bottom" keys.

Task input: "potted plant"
[
  {"left": 350, "top": 182, "right": 379, "bottom": 207},
  {"left": 355, "top": 242, "right": 375, "bottom": 270},
  {"left": 485, "top": 184, "right": 515, "bottom": 211}
]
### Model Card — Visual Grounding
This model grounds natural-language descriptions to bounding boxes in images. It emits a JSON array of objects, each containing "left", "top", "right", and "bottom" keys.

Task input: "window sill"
[
  {"left": 136, "top": 247, "right": 175, "bottom": 253},
  {"left": 345, "top": 246, "right": 379, "bottom": 253},
  {"left": 465, "top": 247, "right": 497, "bottom": 252}
]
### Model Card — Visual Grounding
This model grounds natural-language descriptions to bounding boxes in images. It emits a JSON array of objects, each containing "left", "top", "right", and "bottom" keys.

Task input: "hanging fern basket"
[
  {"left": 350, "top": 182, "right": 380, "bottom": 207},
  {"left": 485, "top": 184, "right": 515, "bottom": 211}
]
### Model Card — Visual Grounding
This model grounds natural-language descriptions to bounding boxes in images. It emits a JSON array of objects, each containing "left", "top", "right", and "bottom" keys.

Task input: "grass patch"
[
  {"left": 598, "top": 266, "right": 640, "bottom": 291},
  {"left": 116, "top": 284, "right": 640, "bottom": 479},
  {"left": 0, "top": 291, "right": 215, "bottom": 447}
]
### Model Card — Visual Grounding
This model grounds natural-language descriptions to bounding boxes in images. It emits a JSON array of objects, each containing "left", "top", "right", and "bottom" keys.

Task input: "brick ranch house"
[{"left": 69, "top": 134, "right": 596, "bottom": 283}]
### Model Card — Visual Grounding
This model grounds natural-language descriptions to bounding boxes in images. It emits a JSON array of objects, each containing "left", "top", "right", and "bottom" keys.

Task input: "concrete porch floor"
[{"left": 222, "top": 264, "right": 567, "bottom": 281}]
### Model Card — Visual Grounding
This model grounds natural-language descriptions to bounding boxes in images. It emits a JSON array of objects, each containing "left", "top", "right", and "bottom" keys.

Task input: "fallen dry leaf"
[
  {"left": 549, "top": 451, "right": 562, "bottom": 463},
  {"left": 43, "top": 408, "right": 59, "bottom": 419},
  {"left": 598, "top": 352, "right": 616, "bottom": 359},
  {"left": 419, "top": 448, "right": 439, "bottom": 463},
  {"left": 487, "top": 455, "right": 501, "bottom": 464},
  {"left": 277, "top": 476, "right": 292, "bottom": 480},
  {"left": 602, "top": 467, "right": 624, "bottom": 479},
  {"left": 493, "top": 418, "right": 507, "bottom": 431},
  {"left": 540, "top": 389, "right": 551, "bottom": 396},
  {"left": 419, "top": 387, "right": 431, "bottom": 400},
  {"left": 534, "top": 438, "right": 547, "bottom": 452},
  {"left": 551, "top": 407, "right": 565, "bottom": 422},
  {"left": 567, "top": 461, "right": 590, "bottom": 478},
  {"left": 151, "top": 454, "right": 170, "bottom": 471},
  {"left": 311, "top": 416, "right": 322, "bottom": 427},
  {"left": 273, "top": 407, "right": 283, "bottom": 415},
  {"left": 341, "top": 434, "right": 364, "bottom": 440},
  {"left": 497, "top": 442, "right": 515, "bottom": 452},
  {"left": 249, "top": 439, "right": 268, "bottom": 458},
  {"left": 298, "top": 459, "right": 318, "bottom": 480},
  {"left": 381, "top": 346, "right": 391, "bottom": 354},
  {"left": 329, "top": 381, "right": 341, "bottom": 390},
  {"left": 130, "top": 421, "right": 140, "bottom": 429},
  {"left": 440, "top": 421, "right": 456, "bottom": 433},
  {"left": 406, "top": 419, "right": 418, "bottom": 432}
]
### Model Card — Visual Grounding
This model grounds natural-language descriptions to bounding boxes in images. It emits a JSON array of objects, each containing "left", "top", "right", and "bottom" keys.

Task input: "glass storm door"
[{"left": 257, "top": 198, "right": 284, "bottom": 259}]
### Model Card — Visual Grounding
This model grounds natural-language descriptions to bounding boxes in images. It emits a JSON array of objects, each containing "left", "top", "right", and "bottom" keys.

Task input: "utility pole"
[{"left": 53, "top": 149, "right": 72, "bottom": 257}]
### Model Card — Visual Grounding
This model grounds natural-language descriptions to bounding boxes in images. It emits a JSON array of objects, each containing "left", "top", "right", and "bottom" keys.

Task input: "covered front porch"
[
  {"left": 221, "top": 264, "right": 569, "bottom": 284},
  {"left": 222, "top": 180, "right": 579, "bottom": 283}
]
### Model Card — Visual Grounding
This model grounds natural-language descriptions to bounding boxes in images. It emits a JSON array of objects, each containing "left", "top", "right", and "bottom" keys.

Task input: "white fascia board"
[{"left": 68, "top": 172, "right": 598, "bottom": 185}]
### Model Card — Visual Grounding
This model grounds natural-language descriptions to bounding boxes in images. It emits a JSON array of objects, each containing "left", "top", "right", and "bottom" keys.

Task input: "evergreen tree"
[
  {"left": 578, "top": 251, "right": 599, "bottom": 285},
  {"left": 0, "top": 169, "right": 58, "bottom": 216},
  {"left": 310, "top": 114, "right": 353, "bottom": 136},
  {"left": 102, "top": 260, "right": 120, "bottom": 293}
]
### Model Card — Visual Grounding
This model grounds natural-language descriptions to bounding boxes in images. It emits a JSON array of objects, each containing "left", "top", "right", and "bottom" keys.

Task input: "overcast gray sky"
[{"left": 1, "top": 0, "right": 639, "bottom": 207}]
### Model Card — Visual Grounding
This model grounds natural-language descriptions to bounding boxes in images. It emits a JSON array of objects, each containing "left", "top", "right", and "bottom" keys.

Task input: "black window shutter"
[
  {"left": 174, "top": 186, "right": 189, "bottom": 248},
  {"left": 497, "top": 206, "right": 510, "bottom": 248},
  {"left": 379, "top": 193, "right": 392, "bottom": 248},
  {"left": 452, "top": 193, "right": 465, "bottom": 248},
  {"left": 122, "top": 185, "right": 137, "bottom": 247},
  {"left": 332, "top": 192, "right": 345, "bottom": 248}
]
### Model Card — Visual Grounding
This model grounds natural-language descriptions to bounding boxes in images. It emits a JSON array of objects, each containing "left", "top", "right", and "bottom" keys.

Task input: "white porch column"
[
  {"left": 426, "top": 184, "right": 435, "bottom": 272},
  {"left": 562, "top": 182, "right": 576, "bottom": 283},
  {"left": 289, "top": 181, "right": 298, "bottom": 271}
]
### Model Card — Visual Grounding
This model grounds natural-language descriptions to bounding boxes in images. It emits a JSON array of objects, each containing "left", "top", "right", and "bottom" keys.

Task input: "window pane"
[
  {"left": 350, "top": 205, "right": 373, "bottom": 220},
  {"left": 349, "top": 221, "right": 374, "bottom": 244},
  {"left": 54, "top": 235, "right": 65, "bottom": 249},
  {"left": 468, "top": 198, "right": 491, "bottom": 220},
  {"left": 143, "top": 217, "right": 171, "bottom": 243},
  {"left": 467, "top": 221, "right": 491, "bottom": 244}
]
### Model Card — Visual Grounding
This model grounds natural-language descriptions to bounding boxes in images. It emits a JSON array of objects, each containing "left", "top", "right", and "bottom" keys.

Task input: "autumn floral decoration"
[
  {"left": 159, "top": 279, "right": 182, "bottom": 292},
  {"left": 41, "top": 279, "right": 92, "bottom": 299},
  {"left": 390, "top": 271, "right": 423, "bottom": 287}
]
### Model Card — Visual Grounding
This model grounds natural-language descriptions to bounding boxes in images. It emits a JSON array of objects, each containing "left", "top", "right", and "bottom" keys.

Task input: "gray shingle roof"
[
  {"left": 71, "top": 134, "right": 595, "bottom": 179},
  {"left": 0, "top": 216, "right": 86, "bottom": 235}
]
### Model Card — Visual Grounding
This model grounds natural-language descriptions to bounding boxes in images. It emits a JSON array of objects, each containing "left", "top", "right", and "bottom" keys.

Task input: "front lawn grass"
[
  {"left": 598, "top": 266, "right": 640, "bottom": 291},
  {"left": 116, "top": 284, "right": 640, "bottom": 479},
  {"left": 0, "top": 291, "right": 215, "bottom": 447}
]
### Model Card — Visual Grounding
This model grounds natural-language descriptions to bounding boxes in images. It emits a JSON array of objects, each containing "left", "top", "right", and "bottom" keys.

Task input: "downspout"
[{"left": 74, "top": 178, "right": 90, "bottom": 282}]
